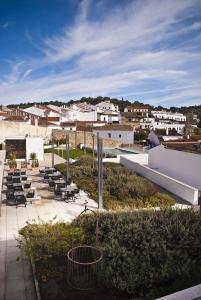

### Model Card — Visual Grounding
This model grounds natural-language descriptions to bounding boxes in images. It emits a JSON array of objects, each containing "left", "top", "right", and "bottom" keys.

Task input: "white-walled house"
[
  {"left": 96, "top": 101, "right": 119, "bottom": 113},
  {"left": 124, "top": 105, "right": 149, "bottom": 116},
  {"left": 92, "top": 125, "right": 134, "bottom": 144},
  {"left": 151, "top": 110, "right": 186, "bottom": 122},
  {"left": 97, "top": 111, "right": 120, "bottom": 124},
  {"left": 140, "top": 120, "right": 185, "bottom": 135}
]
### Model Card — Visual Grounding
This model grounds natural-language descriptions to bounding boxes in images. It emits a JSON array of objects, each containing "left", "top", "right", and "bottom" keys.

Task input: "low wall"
[
  {"left": 120, "top": 156, "right": 198, "bottom": 205},
  {"left": 156, "top": 283, "right": 201, "bottom": 300}
]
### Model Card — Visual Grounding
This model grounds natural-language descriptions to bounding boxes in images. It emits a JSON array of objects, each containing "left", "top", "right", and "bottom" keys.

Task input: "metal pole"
[
  {"left": 84, "top": 130, "right": 86, "bottom": 155},
  {"left": 75, "top": 130, "right": 77, "bottom": 149},
  {"left": 51, "top": 132, "right": 54, "bottom": 168},
  {"left": 92, "top": 134, "right": 95, "bottom": 170},
  {"left": 66, "top": 131, "right": 70, "bottom": 185},
  {"left": 97, "top": 134, "right": 103, "bottom": 209}
]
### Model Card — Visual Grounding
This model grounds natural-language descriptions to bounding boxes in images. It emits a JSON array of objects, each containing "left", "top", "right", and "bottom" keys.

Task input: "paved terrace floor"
[{"left": 0, "top": 153, "right": 97, "bottom": 300}]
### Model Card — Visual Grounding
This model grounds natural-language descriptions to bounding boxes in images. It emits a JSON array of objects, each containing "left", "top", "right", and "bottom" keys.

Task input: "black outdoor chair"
[
  {"left": 6, "top": 177, "right": 13, "bottom": 183},
  {"left": 56, "top": 182, "right": 66, "bottom": 189},
  {"left": 15, "top": 195, "right": 27, "bottom": 207},
  {"left": 64, "top": 191, "right": 76, "bottom": 202},
  {"left": 6, "top": 192, "right": 15, "bottom": 206},
  {"left": 26, "top": 190, "right": 35, "bottom": 198},
  {"left": 13, "top": 177, "right": 21, "bottom": 183},
  {"left": 24, "top": 182, "right": 31, "bottom": 189},
  {"left": 13, "top": 172, "right": 20, "bottom": 176},
  {"left": 54, "top": 188, "right": 62, "bottom": 197},
  {"left": 73, "top": 188, "right": 80, "bottom": 199},
  {"left": 44, "top": 174, "right": 49, "bottom": 181},
  {"left": 14, "top": 185, "right": 24, "bottom": 191},
  {"left": 48, "top": 181, "right": 55, "bottom": 190},
  {"left": 7, "top": 183, "right": 14, "bottom": 190},
  {"left": 8, "top": 172, "right": 14, "bottom": 176},
  {"left": 21, "top": 176, "right": 28, "bottom": 181},
  {"left": 21, "top": 171, "right": 26, "bottom": 175}
]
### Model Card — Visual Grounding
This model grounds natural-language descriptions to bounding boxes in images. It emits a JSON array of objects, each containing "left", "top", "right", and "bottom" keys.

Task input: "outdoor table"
[
  {"left": 14, "top": 191, "right": 26, "bottom": 196},
  {"left": 12, "top": 175, "right": 21, "bottom": 179},
  {"left": 12, "top": 183, "right": 23, "bottom": 187},
  {"left": 60, "top": 186, "right": 76, "bottom": 193},
  {"left": 48, "top": 173, "right": 60, "bottom": 177},
  {"left": 54, "top": 179, "right": 66, "bottom": 184}
]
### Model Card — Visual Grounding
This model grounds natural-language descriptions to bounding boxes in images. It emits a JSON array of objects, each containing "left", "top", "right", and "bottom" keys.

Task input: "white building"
[
  {"left": 97, "top": 111, "right": 120, "bottom": 124},
  {"left": 124, "top": 105, "right": 149, "bottom": 116},
  {"left": 96, "top": 101, "right": 119, "bottom": 113},
  {"left": 140, "top": 120, "right": 185, "bottom": 135},
  {"left": 92, "top": 125, "right": 134, "bottom": 144},
  {"left": 151, "top": 110, "right": 186, "bottom": 122}
]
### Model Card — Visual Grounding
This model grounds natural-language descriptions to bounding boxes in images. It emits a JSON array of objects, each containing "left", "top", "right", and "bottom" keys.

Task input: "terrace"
[{"left": 0, "top": 151, "right": 97, "bottom": 300}]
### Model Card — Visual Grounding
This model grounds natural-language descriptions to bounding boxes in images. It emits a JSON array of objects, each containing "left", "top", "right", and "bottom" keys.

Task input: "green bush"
[
  {"left": 74, "top": 209, "right": 201, "bottom": 298},
  {"left": 18, "top": 221, "right": 84, "bottom": 281},
  {"left": 56, "top": 158, "right": 175, "bottom": 210}
]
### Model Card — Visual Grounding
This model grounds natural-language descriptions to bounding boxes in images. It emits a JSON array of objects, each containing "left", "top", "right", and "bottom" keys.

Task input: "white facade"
[
  {"left": 26, "top": 137, "right": 44, "bottom": 161},
  {"left": 140, "top": 121, "right": 185, "bottom": 134},
  {"left": 151, "top": 110, "right": 186, "bottom": 122},
  {"left": 96, "top": 101, "right": 119, "bottom": 113},
  {"left": 92, "top": 129, "right": 134, "bottom": 144},
  {"left": 148, "top": 145, "right": 201, "bottom": 190},
  {"left": 98, "top": 113, "right": 120, "bottom": 124}
]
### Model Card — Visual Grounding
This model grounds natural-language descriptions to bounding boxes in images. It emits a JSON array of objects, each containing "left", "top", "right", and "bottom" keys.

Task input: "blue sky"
[{"left": 0, "top": 0, "right": 201, "bottom": 107}]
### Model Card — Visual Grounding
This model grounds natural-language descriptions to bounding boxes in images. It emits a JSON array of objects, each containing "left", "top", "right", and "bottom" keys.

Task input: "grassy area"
[
  {"left": 44, "top": 147, "right": 93, "bottom": 159},
  {"left": 55, "top": 157, "right": 175, "bottom": 210}
]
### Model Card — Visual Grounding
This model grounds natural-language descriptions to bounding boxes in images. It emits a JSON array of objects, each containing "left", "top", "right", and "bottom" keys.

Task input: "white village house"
[{"left": 92, "top": 124, "right": 134, "bottom": 144}]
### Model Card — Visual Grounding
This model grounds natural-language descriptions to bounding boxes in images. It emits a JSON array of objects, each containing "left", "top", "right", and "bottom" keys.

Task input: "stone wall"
[{"left": 52, "top": 129, "right": 122, "bottom": 148}]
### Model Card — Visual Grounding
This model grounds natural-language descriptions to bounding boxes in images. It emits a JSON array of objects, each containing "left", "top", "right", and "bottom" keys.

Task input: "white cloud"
[{"left": 0, "top": 0, "right": 201, "bottom": 106}]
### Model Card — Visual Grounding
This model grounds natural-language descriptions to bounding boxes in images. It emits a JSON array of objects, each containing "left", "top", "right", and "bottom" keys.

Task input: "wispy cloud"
[
  {"left": 0, "top": 0, "right": 201, "bottom": 106},
  {"left": 0, "top": 21, "right": 13, "bottom": 30}
]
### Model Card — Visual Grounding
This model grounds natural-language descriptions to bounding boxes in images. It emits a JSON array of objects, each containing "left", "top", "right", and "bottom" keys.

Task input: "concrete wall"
[
  {"left": 149, "top": 145, "right": 201, "bottom": 190},
  {"left": 120, "top": 155, "right": 199, "bottom": 205},
  {"left": 0, "top": 121, "right": 52, "bottom": 143},
  {"left": 26, "top": 137, "right": 44, "bottom": 161}
]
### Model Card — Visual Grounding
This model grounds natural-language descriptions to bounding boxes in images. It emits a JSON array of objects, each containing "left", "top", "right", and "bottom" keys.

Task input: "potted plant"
[
  {"left": 30, "top": 152, "right": 39, "bottom": 168},
  {"left": 8, "top": 152, "right": 17, "bottom": 169}
]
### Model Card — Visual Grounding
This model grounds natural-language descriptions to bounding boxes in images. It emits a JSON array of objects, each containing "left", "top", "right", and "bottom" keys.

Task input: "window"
[
  {"left": 108, "top": 133, "right": 111, "bottom": 138},
  {"left": 119, "top": 134, "right": 122, "bottom": 138}
]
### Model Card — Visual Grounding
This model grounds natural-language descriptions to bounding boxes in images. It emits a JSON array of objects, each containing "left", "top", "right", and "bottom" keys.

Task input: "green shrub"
[
  {"left": 56, "top": 158, "right": 175, "bottom": 210},
  {"left": 74, "top": 209, "right": 201, "bottom": 298},
  {"left": 18, "top": 221, "right": 84, "bottom": 281}
]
